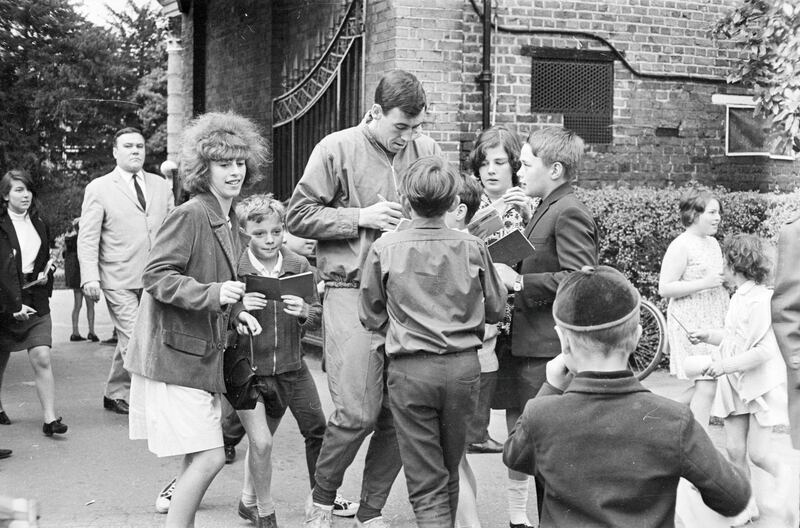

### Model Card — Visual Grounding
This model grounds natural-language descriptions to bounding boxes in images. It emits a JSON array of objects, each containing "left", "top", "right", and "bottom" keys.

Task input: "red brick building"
[{"left": 162, "top": 0, "right": 799, "bottom": 195}]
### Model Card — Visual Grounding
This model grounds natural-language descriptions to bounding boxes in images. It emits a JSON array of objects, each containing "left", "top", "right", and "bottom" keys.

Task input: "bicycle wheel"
[{"left": 630, "top": 298, "right": 666, "bottom": 380}]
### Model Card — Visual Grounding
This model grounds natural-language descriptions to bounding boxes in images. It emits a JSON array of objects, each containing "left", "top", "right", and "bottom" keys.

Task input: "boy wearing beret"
[
  {"left": 503, "top": 265, "right": 750, "bottom": 527},
  {"left": 359, "top": 156, "right": 507, "bottom": 527}
]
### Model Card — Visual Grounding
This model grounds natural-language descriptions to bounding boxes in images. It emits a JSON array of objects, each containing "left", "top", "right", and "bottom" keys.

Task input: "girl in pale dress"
[
  {"left": 659, "top": 188, "right": 729, "bottom": 430},
  {"left": 690, "top": 234, "right": 791, "bottom": 525}
]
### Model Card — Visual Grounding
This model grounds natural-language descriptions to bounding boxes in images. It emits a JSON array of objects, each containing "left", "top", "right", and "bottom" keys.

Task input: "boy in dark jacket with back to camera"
[
  {"left": 503, "top": 265, "right": 750, "bottom": 528},
  {"left": 359, "top": 156, "right": 507, "bottom": 527}
]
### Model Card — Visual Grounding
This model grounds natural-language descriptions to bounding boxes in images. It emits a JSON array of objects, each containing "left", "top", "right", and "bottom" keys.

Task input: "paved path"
[{"left": 0, "top": 290, "right": 798, "bottom": 527}]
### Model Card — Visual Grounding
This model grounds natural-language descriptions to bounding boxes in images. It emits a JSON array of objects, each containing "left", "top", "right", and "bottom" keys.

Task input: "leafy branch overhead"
[{"left": 714, "top": 0, "right": 800, "bottom": 153}]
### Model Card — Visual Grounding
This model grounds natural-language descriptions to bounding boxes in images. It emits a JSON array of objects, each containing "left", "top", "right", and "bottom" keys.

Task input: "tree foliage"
[
  {"left": 0, "top": 0, "right": 167, "bottom": 233},
  {"left": 714, "top": 0, "right": 800, "bottom": 153}
]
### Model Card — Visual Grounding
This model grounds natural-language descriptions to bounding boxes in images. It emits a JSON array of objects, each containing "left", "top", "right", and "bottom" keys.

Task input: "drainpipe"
[{"left": 477, "top": 0, "right": 492, "bottom": 130}]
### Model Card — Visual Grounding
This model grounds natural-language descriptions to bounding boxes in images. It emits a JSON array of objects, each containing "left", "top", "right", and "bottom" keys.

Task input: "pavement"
[{"left": 0, "top": 289, "right": 798, "bottom": 527}]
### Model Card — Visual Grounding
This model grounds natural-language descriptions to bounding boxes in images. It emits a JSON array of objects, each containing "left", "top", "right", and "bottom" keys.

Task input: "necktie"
[{"left": 132, "top": 173, "right": 146, "bottom": 211}]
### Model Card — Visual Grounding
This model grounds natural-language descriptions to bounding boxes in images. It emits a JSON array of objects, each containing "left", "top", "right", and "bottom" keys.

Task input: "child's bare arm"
[{"left": 688, "top": 329, "right": 723, "bottom": 346}]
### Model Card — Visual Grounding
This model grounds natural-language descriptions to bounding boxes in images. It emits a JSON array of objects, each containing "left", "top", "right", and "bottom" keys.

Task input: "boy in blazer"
[
  {"left": 78, "top": 127, "right": 173, "bottom": 414},
  {"left": 493, "top": 126, "right": 599, "bottom": 525}
]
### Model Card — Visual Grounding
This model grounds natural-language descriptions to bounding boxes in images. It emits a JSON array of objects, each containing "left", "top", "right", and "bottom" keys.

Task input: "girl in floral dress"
[{"left": 659, "top": 188, "right": 729, "bottom": 431}]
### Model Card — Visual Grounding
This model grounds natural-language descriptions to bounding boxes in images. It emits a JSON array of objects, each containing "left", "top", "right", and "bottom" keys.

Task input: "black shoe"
[
  {"left": 238, "top": 499, "right": 257, "bottom": 523},
  {"left": 0, "top": 411, "right": 9, "bottom": 425},
  {"left": 101, "top": 336, "right": 117, "bottom": 346},
  {"left": 0, "top": 449, "right": 11, "bottom": 459},
  {"left": 87, "top": 333, "right": 99, "bottom": 342},
  {"left": 467, "top": 437, "right": 504, "bottom": 454},
  {"left": 103, "top": 396, "right": 129, "bottom": 414},
  {"left": 69, "top": 334, "right": 85, "bottom": 342},
  {"left": 225, "top": 444, "right": 236, "bottom": 464},
  {"left": 509, "top": 524, "right": 535, "bottom": 528},
  {"left": 43, "top": 417, "right": 68, "bottom": 436},
  {"left": 257, "top": 511, "right": 277, "bottom": 528}
]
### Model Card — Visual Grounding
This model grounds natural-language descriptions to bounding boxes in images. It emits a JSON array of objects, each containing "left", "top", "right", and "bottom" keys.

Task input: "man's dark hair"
[
  {"left": 114, "top": 127, "right": 144, "bottom": 146},
  {"left": 374, "top": 70, "right": 427, "bottom": 117},
  {"left": 400, "top": 156, "right": 458, "bottom": 218}
]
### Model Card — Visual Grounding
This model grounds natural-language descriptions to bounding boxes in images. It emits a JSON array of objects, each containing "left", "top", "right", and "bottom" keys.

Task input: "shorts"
[
  {"left": 491, "top": 334, "right": 549, "bottom": 410},
  {"left": 0, "top": 312, "right": 52, "bottom": 352}
]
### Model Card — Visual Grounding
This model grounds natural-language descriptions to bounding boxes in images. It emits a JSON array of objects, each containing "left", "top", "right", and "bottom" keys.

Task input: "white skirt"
[{"left": 129, "top": 373, "right": 223, "bottom": 457}]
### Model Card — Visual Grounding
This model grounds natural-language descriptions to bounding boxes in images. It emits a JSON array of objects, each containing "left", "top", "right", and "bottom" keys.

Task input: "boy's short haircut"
[
  {"left": 375, "top": 69, "right": 427, "bottom": 117},
  {"left": 679, "top": 188, "right": 722, "bottom": 227},
  {"left": 722, "top": 233, "right": 771, "bottom": 285},
  {"left": 235, "top": 193, "right": 286, "bottom": 225},
  {"left": 526, "top": 127, "right": 585, "bottom": 180},
  {"left": 458, "top": 174, "right": 483, "bottom": 224},
  {"left": 554, "top": 265, "right": 641, "bottom": 354},
  {"left": 400, "top": 155, "right": 459, "bottom": 218}
]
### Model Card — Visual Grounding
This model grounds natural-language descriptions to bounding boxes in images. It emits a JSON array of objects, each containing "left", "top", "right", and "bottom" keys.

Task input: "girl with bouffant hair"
[
  {"left": 180, "top": 111, "right": 270, "bottom": 197},
  {"left": 124, "top": 111, "right": 266, "bottom": 527}
]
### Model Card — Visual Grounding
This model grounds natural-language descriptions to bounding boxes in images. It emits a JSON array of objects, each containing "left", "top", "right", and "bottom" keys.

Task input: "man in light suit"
[
  {"left": 78, "top": 127, "right": 174, "bottom": 414},
  {"left": 772, "top": 213, "right": 800, "bottom": 449},
  {"left": 493, "top": 126, "right": 598, "bottom": 528}
]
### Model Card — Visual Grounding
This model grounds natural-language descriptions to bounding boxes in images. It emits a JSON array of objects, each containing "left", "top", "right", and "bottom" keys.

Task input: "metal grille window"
[{"left": 521, "top": 47, "right": 614, "bottom": 144}]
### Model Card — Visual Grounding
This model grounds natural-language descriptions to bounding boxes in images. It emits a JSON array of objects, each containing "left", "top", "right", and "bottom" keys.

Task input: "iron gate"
[{"left": 272, "top": 0, "right": 365, "bottom": 200}]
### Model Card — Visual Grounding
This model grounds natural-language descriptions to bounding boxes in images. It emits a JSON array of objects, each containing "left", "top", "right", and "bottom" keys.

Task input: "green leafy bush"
[{"left": 576, "top": 183, "right": 800, "bottom": 306}]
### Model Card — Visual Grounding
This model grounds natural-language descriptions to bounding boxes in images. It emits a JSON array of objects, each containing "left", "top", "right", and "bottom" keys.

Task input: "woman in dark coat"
[{"left": 0, "top": 170, "right": 67, "bottom": 436}]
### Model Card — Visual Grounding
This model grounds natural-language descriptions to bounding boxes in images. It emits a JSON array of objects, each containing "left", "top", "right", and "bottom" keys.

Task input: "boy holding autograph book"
[
  {"left": 359, "top": 156, "right": 507, "bottom": 527},
  {"left": 228, "top": 194, "right": 324, "bottom": 526}
]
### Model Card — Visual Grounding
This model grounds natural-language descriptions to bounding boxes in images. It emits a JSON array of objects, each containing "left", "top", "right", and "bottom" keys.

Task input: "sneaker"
[
  {"left": 333, "top": 495, "right": 359, "bottom": 517},
  {"left": 303, "top": 493, "right": 332, "bottom": 528},
  {"left": 354, "top": 517, "right": 388, "bottom": 527},
  {"left": 155, "top": 477, "right": 177, "bottom": 514}
]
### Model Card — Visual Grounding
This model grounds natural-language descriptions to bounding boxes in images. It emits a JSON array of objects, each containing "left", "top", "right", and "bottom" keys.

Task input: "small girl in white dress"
[{"left": 690, "top": 234, "right": 791, "bottom": 525}]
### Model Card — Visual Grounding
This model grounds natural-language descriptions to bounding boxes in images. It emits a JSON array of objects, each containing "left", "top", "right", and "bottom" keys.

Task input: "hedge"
[{"left": 575, "top": 183, "right": 800, "bottom": 307}]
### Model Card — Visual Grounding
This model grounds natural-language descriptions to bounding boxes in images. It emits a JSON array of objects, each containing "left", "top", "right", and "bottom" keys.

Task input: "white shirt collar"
[{"left": 247, "top": 248, "right": 282, "bottom": 278}]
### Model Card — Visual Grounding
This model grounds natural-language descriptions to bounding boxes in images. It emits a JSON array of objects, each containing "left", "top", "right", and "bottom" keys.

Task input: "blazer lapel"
[
  {"left": 198, "top": 194, "right": 239, "bottom": 277},
  {"left": 524, "top": 183, "right": 574, "bottom": 238},
  {"left": 112, "top": 169, "right": 144, "bottom": 211}
]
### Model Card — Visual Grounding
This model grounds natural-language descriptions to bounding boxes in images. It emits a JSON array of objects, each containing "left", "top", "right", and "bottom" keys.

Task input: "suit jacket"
[
  {"left": 124, "top": 193, "right": 246, "bottom": 393},
  {"left": 0, "top": 209, "right": 54, "bottom": 317},
  {"left": 771, "top": 213, "right": 800, "bottom": 448},
  {"left": 78, "top": 166, "right": 174, "bottom": 290},
  {"left": 511, "top": 183, "right": 598, "bottom": 358}
]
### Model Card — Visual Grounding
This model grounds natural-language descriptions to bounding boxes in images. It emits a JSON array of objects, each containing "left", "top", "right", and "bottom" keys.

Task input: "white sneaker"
[
  {"left": 154, "top": 477, "right": 177, "bottom": 514},
  {"left": 332, "top": 494, "right": 359, "bottom": 517},
  {"left": 354, "top": 516, "right": 388, "bottom": 527},
  {"left": 303, "top": 492, "right": 333, "bottom": 528}
]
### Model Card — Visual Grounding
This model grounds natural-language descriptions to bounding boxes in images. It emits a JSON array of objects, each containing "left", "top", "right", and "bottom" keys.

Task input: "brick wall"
[{"left": 450, "top": 0, "right": 799, "bottom": 191}]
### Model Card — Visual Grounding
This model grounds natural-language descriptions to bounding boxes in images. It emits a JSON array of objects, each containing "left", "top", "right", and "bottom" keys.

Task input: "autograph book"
[
  {"left": 487, "top": 229, "right": 535, "bottom": 266},
  {"left": 244, "top": 272, "right": 315, "bottom": 301}
]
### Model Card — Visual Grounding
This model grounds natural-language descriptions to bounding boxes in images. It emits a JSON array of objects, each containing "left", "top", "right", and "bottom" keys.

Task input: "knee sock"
[
  {"left": 507, "top": 477, "right": 531, "bottom": 526},
  {"left": 256, "top": 497, "right": 275, "bottom": 517},
  {"left": 241, "top": 490, "right": 257, "bottom": 508}
]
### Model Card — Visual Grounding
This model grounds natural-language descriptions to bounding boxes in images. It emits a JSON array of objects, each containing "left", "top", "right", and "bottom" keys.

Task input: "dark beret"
[{"left": 553, "top": 265, "right": 640, "bottom": 332}]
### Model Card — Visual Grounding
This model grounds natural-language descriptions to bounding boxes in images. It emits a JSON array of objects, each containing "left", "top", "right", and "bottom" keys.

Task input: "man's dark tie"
[{"left": 132, "top": 173, "right": 146, "bottom": 210}]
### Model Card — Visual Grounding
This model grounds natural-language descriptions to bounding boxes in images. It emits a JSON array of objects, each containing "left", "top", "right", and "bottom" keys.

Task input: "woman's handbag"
[{"left": 223, "top": 330, "right": 259, "bottom": 410}]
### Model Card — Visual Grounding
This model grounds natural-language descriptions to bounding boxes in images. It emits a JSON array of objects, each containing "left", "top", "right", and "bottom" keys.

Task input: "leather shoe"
[
  {"left": 225, "top": 444, "right": 236, "bottom": 464},
  {"left": 69, "top": 334, "right": 85, "bottom": 341},
  {"left": 87, "top": 333, "right": 99, "bottom": 342},
  {"left": 467, "top": 437, "right": 504, "bottom": 454},
  {"left": 103, "top": 396, "right": 129, "bottom": 415},
  {"left": 238, "top": 499, "right": 257, "bottom": 523},
  {"left": 43, "top": 417, "right": 68, "bottom": 436},
  {"left": 0, "top": 411, "right": 10, "bottom": 425},
  {"left": 509, "top": 524, "right": 535, "bottom": 528},
  {"left": 257, "top": 511, "right": 277, "bottom": 528},
  {"left": 0, "top": 448, "right": 11, "bottom": 459}
]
